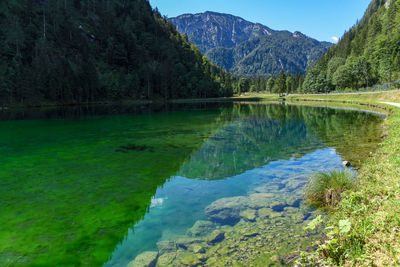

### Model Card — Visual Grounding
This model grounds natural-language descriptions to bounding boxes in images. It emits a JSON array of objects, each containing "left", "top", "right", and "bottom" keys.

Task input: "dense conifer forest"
[
  {"left": 0, "top": 0, "right": 235, "bottom": 106},
  {"left": 1, "top": 0, "right": 399, "bottom": 105}
]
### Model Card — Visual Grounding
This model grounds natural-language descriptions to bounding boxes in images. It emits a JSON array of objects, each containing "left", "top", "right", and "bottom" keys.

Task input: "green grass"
[{"left": 305, "top": 170, "right": 356, "bottom": 208}]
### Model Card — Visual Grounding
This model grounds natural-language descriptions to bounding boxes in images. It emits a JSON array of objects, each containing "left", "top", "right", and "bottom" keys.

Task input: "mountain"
[
  {"left": 302, "top": 0, "right": 400, "bottom": 92},
  {"left": 170, "top": 11, "right": 333, "bottom": 76},
  {"left": 0, "top": 0, "right": 233, "bottom": 106}
]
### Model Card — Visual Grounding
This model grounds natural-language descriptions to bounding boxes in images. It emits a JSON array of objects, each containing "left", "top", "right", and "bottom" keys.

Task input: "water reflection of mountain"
[{"left": 178, "top": 104, "right": 383, "bottom": 180}]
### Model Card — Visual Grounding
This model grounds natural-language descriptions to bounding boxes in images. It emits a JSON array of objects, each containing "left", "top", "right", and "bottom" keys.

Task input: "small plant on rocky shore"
[{"left": 305, "top": 169, "right": 356, "bottom": 207}]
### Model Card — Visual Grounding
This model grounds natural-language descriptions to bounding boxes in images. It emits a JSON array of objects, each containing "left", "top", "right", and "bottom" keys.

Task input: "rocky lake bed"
[{"left": 129, "top": 174, "right": 323, "bottom": 267}]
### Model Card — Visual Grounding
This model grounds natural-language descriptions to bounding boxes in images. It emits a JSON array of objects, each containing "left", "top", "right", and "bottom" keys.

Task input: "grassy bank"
[
  {"left": 213, "top": 90, "right": 400, "bottom": 265},
  {"left": 281, "top": 91, "right": 400, "bottom": 265}
]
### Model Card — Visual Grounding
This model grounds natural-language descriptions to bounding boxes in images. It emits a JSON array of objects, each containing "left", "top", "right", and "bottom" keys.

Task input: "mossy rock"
[
  {"left": 284, "top": 178, "right": 307, "bottom": 192},
  {"left": 175, "top": 252, "right": 202, "bottom": 267},
  {"left": 175, "top": 238, "right": 204, "bottom": 250},
  {"left": 205, "top": 196, "right": 250, "bottom": 225},
  {"left": 249, "top": 193, "right": 274, "bottom": 209},
  {"left": 188, "top": 244, "right": 206, "bottom": 254},
  {"left": 187, "top": 220, "right": 215, "bottom": 237},
  {"left": 257, "top": 208, "right": 274, "bottom": 218},
  {"left": 156, "top": 252, "right": 176, "bottom": 267},
  {"left": 207, "top": 230, "right": 225, "bottom": 244},
  {"left": 156, "top": 241, "right": 176, "bottom": 255},
  {"left": 241, "top": 229, "right": 259, "bottom": 238},
  {"left": 268, "top": 200, "right": 286, "bottom": 209},
  {"left": 240, "top": 209, "right": 257, "bottom": 221},
  {"left": 128, "top": 251, "right": 158, "bottom": 267},
  {"left": 269, "top": 212, "right": 284, "bottom": 218}
]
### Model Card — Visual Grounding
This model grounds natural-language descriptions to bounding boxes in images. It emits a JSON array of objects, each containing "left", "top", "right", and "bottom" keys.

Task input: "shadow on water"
[{"left": 0, "top": 102, "right": 383, "bottom": 266}]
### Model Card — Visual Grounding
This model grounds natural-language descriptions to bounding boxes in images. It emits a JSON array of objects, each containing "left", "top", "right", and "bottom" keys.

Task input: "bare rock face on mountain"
[{"left": 170, "top": 12, "right": 332, "bottom": 76}]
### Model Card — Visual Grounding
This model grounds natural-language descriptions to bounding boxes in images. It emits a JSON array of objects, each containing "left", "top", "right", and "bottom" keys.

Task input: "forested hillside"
[
  {"left": 170, "top": 12, "right": 332, "bottom": 77},
  {"left": 303, "top": 0, "right": 400, "bottom": 92},
  {"left": 0, "top": 0, "right": 234, "bottom": 106}
]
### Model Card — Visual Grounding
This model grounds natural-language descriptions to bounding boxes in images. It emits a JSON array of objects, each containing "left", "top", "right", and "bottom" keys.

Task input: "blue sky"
[{"left": 149, "top": 0, "right": 371, "bottom": 43}]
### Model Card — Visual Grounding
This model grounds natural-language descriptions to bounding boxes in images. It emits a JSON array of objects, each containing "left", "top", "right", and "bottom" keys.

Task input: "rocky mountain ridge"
[{"left": 170, "top": 11, "right": 333, "bottom": 76}]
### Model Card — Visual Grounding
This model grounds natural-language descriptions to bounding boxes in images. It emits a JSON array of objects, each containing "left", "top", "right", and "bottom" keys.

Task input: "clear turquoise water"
[
  {"left": 0, "top": 103, "right": 383, "bottom": 266},
  {"left": 106, "top": 149, "right": 342, "bottom": 266}
]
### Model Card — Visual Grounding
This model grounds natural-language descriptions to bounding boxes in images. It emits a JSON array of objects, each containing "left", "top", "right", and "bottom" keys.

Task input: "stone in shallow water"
[
  {"left": 188, "top": 244, "right": 206, "bottom": 254},
  {"left": 269, "top": 212, "right": 284, "bottom": 218},
  {"left": 175, "top": 238, "right": 204, "bottom": 250},
  {"left": 248, "top": 193, "right": 274, "bottom": 209},
  {"left": 187, "top": 220, "right": 215, "bottom": 237},
  {"left": 284, "top": 206, "right": 299, "bottom": 213},
  {"left": 283, "top": 178, "right": 307, "bottom": 192},
  {"left": 128, "top": 251, "right": 158, "bottom": 267},
  {"left": 156, "top": 252, "right": 176, "bottom": 266},
  {"left": 175, "top": 251, "right": 202, "bottom": 267},
  {"left": 156, "top": 241, "right": 176, "bottom": 255},
  {"left": 253, "top": 185, "right": 274, "bottom": 193},
  {"left": 207, "top": 230, "right": 225, "bottom": 244},
  {"left": 240, "top": 209, "right": 257, "bottom": 221},
  {"left": 205, "top": 196, "right": 250, "bottom": 225},
  {"left": 240, "top": 229, "right": 259, "bottom": 238},
  {"left": 257, "top": 208, "right": 274, "bottom": 218}
]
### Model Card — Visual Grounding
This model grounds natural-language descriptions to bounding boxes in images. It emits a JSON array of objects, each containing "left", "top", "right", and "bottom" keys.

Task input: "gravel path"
[
  {"left": 289, "top": 90, "right": 394, "bottom": 96},
  {"left": 381, "top": 102, "right": 400, "bottom": 108}
]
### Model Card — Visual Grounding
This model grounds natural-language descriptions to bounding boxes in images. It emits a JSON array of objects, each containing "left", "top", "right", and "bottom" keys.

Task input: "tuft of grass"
[{"left": 305, "top": 170, "right": 356, "bottom": 207}]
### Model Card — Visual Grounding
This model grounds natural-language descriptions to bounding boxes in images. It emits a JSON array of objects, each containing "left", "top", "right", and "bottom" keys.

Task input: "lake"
[{"left": 0, "top": 102, "right": 383, "bottom": 266}]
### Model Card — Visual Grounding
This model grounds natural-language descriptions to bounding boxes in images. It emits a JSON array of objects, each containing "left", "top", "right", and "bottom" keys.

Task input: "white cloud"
[{"left": 331, "top": 36, "right": 339, "bottom": 43}]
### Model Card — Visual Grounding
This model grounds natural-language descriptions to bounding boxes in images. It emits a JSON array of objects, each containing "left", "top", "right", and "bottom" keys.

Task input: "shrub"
[{"left": 305, "top": 169, "right": 356, "bottom": 207}]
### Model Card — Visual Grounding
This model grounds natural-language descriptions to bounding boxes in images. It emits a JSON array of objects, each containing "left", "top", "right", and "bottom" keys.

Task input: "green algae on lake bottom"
[{"left": 0, "top": 103, "right": 384, "bottom": 266}]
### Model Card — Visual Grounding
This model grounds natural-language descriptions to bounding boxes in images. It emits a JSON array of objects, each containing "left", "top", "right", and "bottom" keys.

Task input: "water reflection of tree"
[
  {"left": 300, "top": 107, "right": 383, "bottom": 166},
  {"left": 178, "top": 104, "right": 383, "bottom": 179}
]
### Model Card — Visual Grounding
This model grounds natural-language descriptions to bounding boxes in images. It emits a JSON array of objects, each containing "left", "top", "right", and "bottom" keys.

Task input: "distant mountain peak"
[{"left": 170, "top": 12, "right": 332, "bottom": 76}]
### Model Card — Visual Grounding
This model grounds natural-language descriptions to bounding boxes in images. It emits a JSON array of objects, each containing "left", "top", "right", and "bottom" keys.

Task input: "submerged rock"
[
  {"left": 156, "top": 252, "right": 176, "bottom": 266},
  {"left": 207, "top": 230, "right": 225, "bottom": 244},
  {"left": 269, "top": 212, "right": 284, "bottom": 218},
  {"left": 240, "top": 209, "right": 257, "bottom": 221},
  {"left": 128, "top": 251, "right": 158, "bottom": 267},
  {"left": 156, "top": 241, "right": 176, "bottom": 255},
  {"left": 188, "top": 244, "right": 206, "bottom": 254},
  {"left": 257, "top": 208, "right": 274, "bottom": 219},
  {"left": 175, "top": 252, "right": 202, "bottom": 266},
  {"left": 253, "top": 185, "right": 277, "bottom": 194},
  {"left": 249, "top": 193, "right": 274, "bottom": 209},
  {"left": 187, "top": 220, "right": 215, "bottom": 237},
  {"left": 283, "top": 178, "right": 307, "bottom": 192},
  {"left": 240, "top": 229, "right": 259, "bottom": 238},
  {"left": 175, "top": 238, "right": 204, "bottom": 250},
  {"left": 205, "top": 196, "right": 250, "bottom": 225}
]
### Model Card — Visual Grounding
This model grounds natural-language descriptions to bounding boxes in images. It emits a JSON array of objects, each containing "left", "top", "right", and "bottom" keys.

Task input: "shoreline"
[
  {"left": 283, "top": 92, "right": 400, "bottom": 265},
  {"left": 0, "top": 97, "right": 265, "bottom": 111}
]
